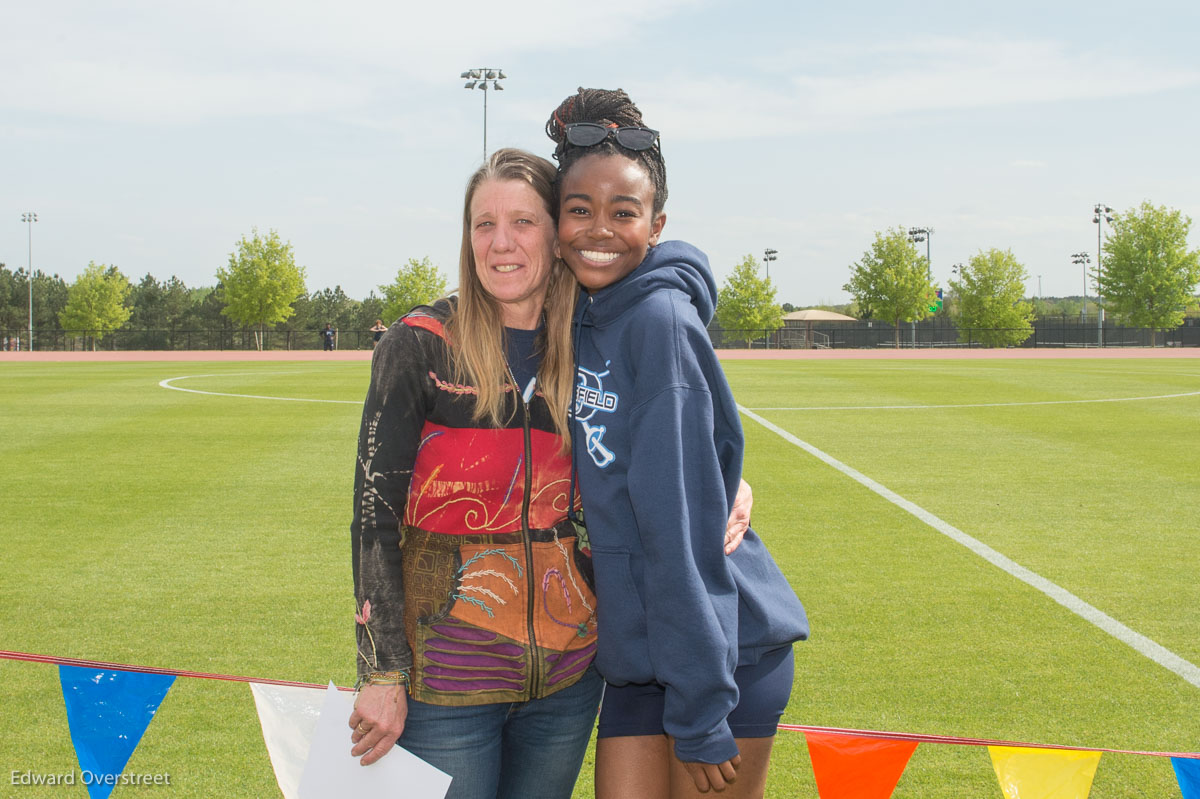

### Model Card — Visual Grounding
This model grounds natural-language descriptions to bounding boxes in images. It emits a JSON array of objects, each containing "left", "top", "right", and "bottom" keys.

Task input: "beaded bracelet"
[{"left": 356, "top": 669, "right": 410, "bottom": 690}]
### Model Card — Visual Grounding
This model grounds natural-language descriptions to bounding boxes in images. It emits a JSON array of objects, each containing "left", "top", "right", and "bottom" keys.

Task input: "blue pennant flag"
[
  {"left": 1175, "top": 757, "right": 1200, "bottom": 799},
  {"left": 59, "top": 666, "right": 175, "bottom": 799}
]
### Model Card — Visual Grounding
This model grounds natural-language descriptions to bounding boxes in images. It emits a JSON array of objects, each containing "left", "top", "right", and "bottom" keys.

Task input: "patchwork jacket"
[{"left": 352, "top": 299, "right": 597, "bottom": 705}]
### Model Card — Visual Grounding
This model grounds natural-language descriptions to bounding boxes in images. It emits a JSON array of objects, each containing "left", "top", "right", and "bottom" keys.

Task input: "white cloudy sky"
[{"left": 5, "top": 0, "right": 1199, "bottom": 306}]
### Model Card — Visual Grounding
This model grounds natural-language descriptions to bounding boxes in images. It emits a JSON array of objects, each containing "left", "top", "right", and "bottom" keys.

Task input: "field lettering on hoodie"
[{"left": 574, "top": 363, "right": 619, "bottom": 468}]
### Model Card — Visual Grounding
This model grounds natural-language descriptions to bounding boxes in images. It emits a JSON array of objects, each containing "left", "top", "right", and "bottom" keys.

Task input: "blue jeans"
[{"left": 398, "top": 667, "right": 603, "bottom": 799}]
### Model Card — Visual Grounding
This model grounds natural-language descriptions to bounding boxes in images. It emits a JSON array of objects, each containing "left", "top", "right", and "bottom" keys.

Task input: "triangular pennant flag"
[
  {"left": 988, "top": 746, "right": 1102, "bottom": 799},
  {"left": 1173, "top": 757, "right": 1200, "bottom": 799},
  {"left": 804, "top": 731, "right": 918, "bottom": 799},
  {"left": 250, "top": 682, "right": 326, "bottom": 799},
  {"left": 59, "top": 665, "right": 175, "bottom": 799}
]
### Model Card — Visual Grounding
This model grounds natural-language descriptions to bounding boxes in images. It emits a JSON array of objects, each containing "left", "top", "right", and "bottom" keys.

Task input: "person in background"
[{"left": 369, "top": 318, "right": 388, "bottom": 348}]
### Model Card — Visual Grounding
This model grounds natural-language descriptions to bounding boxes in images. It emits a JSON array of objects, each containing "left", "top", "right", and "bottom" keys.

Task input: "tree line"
[
  {"left": 714, "top": 201, "right": 1200, "bottom": 347},
  {"left": 0, "top": 229, "right": 448, "bottom": 350},
  {"left": 5, "top": 204, "right": 1198, "bottom": 350}
]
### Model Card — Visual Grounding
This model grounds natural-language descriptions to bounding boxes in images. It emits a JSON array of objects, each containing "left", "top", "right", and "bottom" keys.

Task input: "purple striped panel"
[
  {"left": 426, "top": 650, "right": 523, "bottom": 669},
  {"left": 430, "top": 623, "right": 497, "bottom": 642},
  {"left": 546, "top": 642, "right": 596, "bottom": 675},
  {"left": 546, "top": 656, "right": 592, "bottom": 686},
  {"left": 425, "top": 665, "right": 526, "bottom": 682},
  {"left": 428, "top": 638, "right": 525, "bottom": 657},
  {"left": 426, "top": 677, "right": 524, "bottom": 692}
]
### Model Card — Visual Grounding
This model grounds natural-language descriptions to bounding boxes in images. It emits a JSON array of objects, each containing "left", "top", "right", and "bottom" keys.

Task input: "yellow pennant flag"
[{"left": 988, "top": 746, "right": 1102, "bottom": 799}]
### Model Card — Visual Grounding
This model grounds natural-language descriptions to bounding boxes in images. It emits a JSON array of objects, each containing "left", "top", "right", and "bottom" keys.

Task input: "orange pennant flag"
[
  {"left": 804, "top": 732, "right": 918, "bottom": 799},
  {"left": 988, "top": 746, "right": 1102, "bottom": 799}
]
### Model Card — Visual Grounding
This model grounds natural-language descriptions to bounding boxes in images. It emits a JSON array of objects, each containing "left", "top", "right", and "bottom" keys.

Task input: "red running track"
[{"left": 3, "top": 348, "right": 1198, "bottom": 363}]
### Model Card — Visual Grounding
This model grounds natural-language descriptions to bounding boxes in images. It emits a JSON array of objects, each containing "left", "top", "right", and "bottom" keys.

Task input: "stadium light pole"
[
  {"left": 907, "top": 227, "right": 933, "bottom": 347},
  {"left": 1093, "top": 203, "right": 1113, "bottom": 346},
  {"left": 460, "top": 68, "right": 506, "bottom": 161},
  {"left": 1072, "top": 251, "right": 1091, "bottom": 321},
  {"left": 21, "top": 212, "right": 37, "bottom": 351},
  {"left": 763, "top": 248, "right": 777, "bottom": 280},
  {"left": 908, "top": 227, "right": 933, "bottom": 278}
]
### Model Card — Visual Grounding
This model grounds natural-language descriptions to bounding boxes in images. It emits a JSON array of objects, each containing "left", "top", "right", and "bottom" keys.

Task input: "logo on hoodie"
[{"left": 574, "top": 363, "right": 619, "bottom": 468}]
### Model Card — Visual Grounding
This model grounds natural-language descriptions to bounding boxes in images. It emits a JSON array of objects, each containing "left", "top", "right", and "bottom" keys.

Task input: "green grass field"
[{"left": 2, "top": 357, "right": 1197, "bottom": 798}]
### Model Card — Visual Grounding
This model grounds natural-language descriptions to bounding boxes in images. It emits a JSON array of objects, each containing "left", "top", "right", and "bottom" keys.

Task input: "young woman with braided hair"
[{"left": 546, "top": 88, "right": 809, "bottom": 799}]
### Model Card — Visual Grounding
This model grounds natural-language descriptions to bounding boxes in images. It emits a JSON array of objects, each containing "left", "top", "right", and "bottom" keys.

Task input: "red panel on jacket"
[{"left": 404, "top": 422, "right": 574, "bottom": 534}]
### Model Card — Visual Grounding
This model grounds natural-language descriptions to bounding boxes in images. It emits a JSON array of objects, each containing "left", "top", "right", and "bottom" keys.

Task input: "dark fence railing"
[
  {"left": 3, "top": 319, "right": 1198, "bottom": 352},
  {"left": 1, "top": 328, "right": 381, "bottom": 352},
  {"left": 707, "top": 317, "right": 1200, "bottom": 350}
]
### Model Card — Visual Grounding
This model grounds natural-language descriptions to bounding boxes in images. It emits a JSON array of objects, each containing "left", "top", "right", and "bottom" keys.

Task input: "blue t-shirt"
[{"left": 505, "top": 326, "right": 542, "bottom": 399}]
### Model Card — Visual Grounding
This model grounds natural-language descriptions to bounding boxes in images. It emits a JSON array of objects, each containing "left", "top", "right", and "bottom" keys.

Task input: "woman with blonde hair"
[{"left": 347, "top": 148, "right": 598, "bottom": 799}]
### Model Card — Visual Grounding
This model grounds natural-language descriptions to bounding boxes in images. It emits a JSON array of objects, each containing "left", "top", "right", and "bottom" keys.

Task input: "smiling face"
[
  {"left": 470, "top": 178, "right": 557, "bottom": 329},
  {"left": 556, "top": 153, "right": 666, "bottom": 293}
]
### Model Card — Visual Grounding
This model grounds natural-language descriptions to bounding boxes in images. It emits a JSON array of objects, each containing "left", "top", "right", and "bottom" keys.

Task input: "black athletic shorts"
[{"left": 597, "top": 645, "right": 794, "bottom": 740}]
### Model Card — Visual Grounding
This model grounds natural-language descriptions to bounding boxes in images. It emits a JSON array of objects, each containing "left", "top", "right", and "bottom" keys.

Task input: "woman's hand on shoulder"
[
  {"left": 724, "top": 478, "right": 753, "bottom": 555},
  {"left": 348, "top": 683, "right": 408, "bottom": 765}
]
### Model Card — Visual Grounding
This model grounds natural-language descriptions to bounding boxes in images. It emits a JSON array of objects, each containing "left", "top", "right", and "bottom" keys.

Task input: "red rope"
[
  {"left": 778, "top": 723, "right": 1199, "bottom": 759},
  {"left": 0, "top": 649, "right": 354, "bottom": 692},
  {"left": 3, "top": 649, "right": 1196, "bottom": 758}
]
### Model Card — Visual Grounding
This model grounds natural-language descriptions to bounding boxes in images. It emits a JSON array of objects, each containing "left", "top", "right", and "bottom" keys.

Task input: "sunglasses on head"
[{"left": 564, "top": 123, "right": 659, "bottom": 151}]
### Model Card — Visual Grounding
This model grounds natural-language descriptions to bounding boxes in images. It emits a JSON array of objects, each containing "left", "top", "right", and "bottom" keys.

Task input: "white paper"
[
  {"left": 249, "top": 682, "right": 326, "bottom": 799},
  {"left": 298, "top": 682, "right": 452, "bottom": 799}
]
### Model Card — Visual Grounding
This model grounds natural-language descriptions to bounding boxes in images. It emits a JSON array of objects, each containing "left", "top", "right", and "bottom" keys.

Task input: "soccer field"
[{"left": 1, "top": 357, "right": 1197, "bottom": 798}]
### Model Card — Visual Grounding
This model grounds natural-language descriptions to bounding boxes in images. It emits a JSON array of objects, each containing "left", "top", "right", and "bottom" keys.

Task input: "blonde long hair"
[{"left": 444, "top": 148, "right": 578, "bottom": 445}]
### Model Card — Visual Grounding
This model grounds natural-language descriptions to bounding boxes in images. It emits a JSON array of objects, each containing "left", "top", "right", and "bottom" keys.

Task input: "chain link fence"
[
  {"left": 0, "top": 328, "right": 381, "bottom": 352},
  {"left": 707, "top": 316, "right": 1200, "bottom": 349},
  {"left": 4, "top": 318, "right": 1198, "bottom": 352}
]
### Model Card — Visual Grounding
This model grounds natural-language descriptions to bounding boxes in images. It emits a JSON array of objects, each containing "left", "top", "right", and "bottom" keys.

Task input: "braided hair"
[{"left": 545, "top": 87, "right": 668, "bottom": 215}]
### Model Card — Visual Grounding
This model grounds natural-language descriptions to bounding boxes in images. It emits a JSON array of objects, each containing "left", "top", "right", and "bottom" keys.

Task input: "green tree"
[
  {"left": 128, "top": 274, "right": 194, "bottom": 349},
  {"left": 0, "top": 264, "right": 22, "bottom": 331},
  {"left": 190, "top": 285, "right": 233, "bottom": 348},
  {"left": 1097, "top": 202, "right": 1200, "bottom": 346},
  {"left": 949, "top": 248, "right": 1035, "bottom": 347},
  {"left": 310, "top": 286, "right": 356, "bottom": 331},
  {"left": 715, "top": 254, "right": 783, "bottom": 346},
  {"left": 355, "top": 291, "right": 386, "bottom": 334},
  {"left": 843, "top": 228, "right": 937, "bottom": 347},
  {"left": 217, "top": 228, "right": 307, "bottom": 350},
  {"left": 58, "top": 262, "right": 133, "bottom": 350},
  {"left": 34, "top": 271, "right": 70, "bottom": 337},
  {"left": 1032, "top": 297, "right": 1080, "bottom": 319},
  {"left": 379, "top": 257, "right": 448, "bottom": 323},
  {"left": 291, "top": 286, "right": 359, "bottom": 348},
  {"left": 2, "top": 266, "right": 68, "bottom": 343}
]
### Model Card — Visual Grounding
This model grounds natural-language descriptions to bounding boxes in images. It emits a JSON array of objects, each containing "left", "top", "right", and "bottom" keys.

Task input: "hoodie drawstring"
[{"left": 567, "top": 295, "right": 589, "bottom": 526}]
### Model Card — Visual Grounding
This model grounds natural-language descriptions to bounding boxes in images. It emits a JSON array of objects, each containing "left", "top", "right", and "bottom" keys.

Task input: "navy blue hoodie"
[{"left": 570, "top": 240, "right": 809, "bottom": 765}]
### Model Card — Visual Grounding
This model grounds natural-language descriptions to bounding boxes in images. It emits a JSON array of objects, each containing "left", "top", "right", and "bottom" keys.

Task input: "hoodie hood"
[{"left": 577, "top": 240, "right": 717, "bottom": 327}]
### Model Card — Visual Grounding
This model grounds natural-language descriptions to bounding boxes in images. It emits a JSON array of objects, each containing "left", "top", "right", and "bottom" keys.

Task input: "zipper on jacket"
[{"left": 509, "top": 367, "right": 541, "bottom": 695}]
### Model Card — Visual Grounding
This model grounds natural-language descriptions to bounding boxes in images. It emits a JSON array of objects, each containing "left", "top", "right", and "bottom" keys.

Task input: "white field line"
[
  {"left": 158, "top": 374, "right": 360, "bottom": 404},
  {"left": 738, "top": 405, "right": 1200, "bottom": 691},
  {"left": 748, "top": 389, "right": 1200, "bottom": 412}
]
